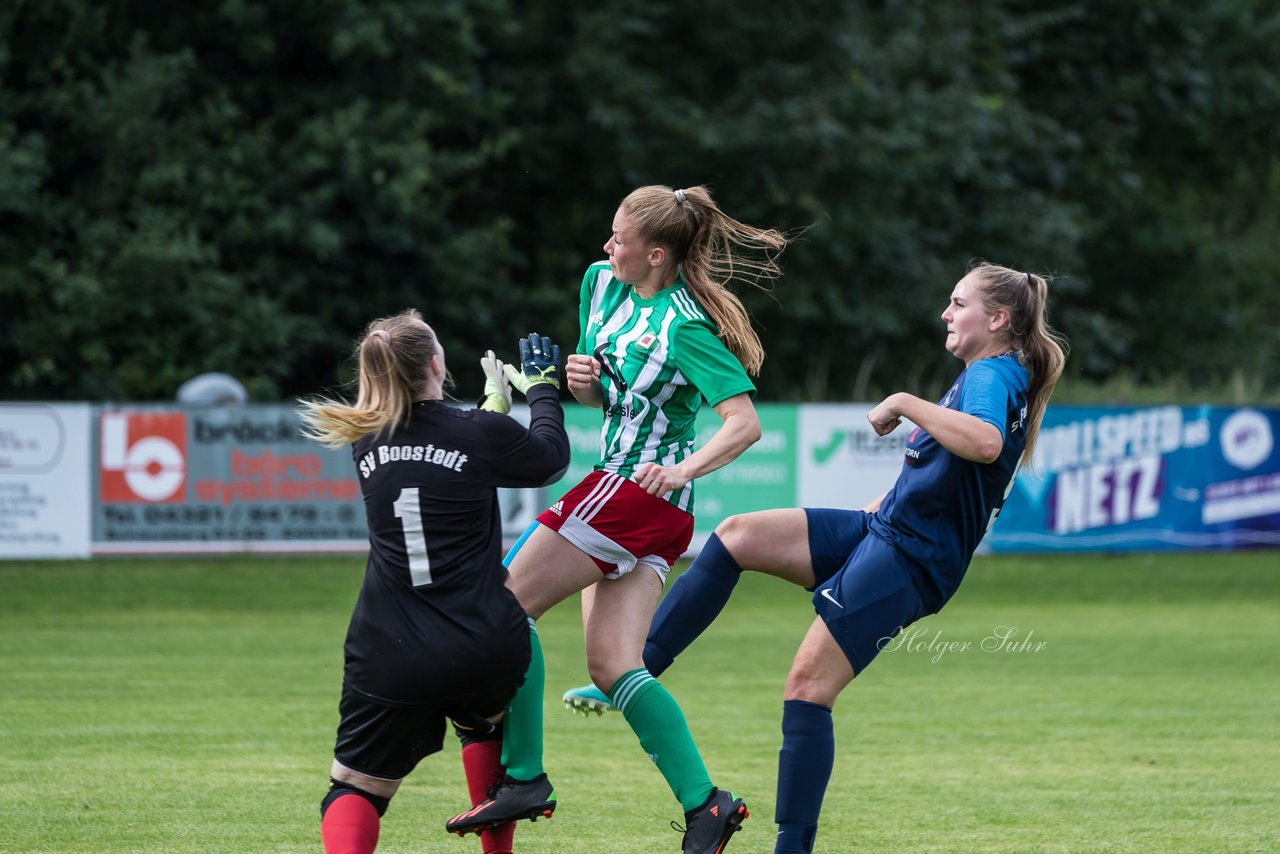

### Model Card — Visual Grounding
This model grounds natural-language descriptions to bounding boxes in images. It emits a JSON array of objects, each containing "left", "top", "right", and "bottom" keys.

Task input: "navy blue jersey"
[
  {"left": 343, "top": 385, "right": 569, "bottom": 707},
  {"left": 869, "top": 353, "right": 1029, "bottom": 610}
]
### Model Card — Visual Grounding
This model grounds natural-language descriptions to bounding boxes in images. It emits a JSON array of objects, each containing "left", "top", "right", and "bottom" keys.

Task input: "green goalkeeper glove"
[
  {"left": 502, "top": 333, "right": 561, "bottom": 394},
  {"left": 478, "top": 350, "right": 513, "bottom": 414}
]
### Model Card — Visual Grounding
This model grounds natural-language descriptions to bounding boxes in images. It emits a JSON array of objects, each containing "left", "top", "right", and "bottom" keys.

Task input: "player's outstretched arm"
[
  {"left": 633, "top": 392, "right": 760, "bottom": 497},
  {"left": 486, "top": 333, "right": 570, "bottom": 488}
]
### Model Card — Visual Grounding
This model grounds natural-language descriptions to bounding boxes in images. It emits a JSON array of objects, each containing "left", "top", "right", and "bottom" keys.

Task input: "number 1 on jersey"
[{"left": 393, "top": 487, "right": 433, "bottom": 587}]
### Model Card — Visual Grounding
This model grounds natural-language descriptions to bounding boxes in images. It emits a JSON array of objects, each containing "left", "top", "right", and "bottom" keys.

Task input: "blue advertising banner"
[{"left": 987, "top": 405, "right": 1280, "bottom": 552}]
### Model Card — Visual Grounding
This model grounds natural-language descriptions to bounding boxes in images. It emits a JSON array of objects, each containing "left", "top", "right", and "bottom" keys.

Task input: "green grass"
[{"left": 0, "top": 553, "right": 1277, "bottom": 853}]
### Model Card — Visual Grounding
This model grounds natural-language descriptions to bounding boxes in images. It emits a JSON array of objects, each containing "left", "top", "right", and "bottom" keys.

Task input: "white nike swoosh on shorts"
[{"left": 820, "top": 588, "right": 843, "bottom": 608}]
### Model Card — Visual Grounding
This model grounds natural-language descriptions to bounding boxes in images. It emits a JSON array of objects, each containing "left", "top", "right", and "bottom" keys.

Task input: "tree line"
[{"left": 2, "top": 0, "right": 1277, "bottom": 403}]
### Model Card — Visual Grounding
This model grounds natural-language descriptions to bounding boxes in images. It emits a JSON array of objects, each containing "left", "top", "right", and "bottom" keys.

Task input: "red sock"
[
  {"left": 461, "top": 739, "right": 515, "bottom": 854},
  {"left": 321, "top": 793, "right": 380, "bottom": 854}
]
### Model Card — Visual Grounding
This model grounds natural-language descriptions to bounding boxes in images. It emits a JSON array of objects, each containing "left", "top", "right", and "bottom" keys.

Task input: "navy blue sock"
[
  {"left": 643, "top": 533, "right": 743, "bottom": 676},
  {"left": 773, "top": 699, "right": 834, "bottom": 854}
]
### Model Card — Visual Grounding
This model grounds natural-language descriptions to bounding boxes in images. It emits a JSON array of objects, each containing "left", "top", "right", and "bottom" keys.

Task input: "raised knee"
[
  {"left": 714, "top": 515, "right": 751, "bottom": 554},
  {"left": 783, "top": 667, "right": 842, "bottom": 708},
  {"left": 586, "top": 659, "right": 625, "bottom": 696}
]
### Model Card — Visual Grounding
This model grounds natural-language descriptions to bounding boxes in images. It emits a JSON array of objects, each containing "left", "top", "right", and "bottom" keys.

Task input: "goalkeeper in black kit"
[{"left": 298, "top": 310, "right": 569, "bottom": 854}]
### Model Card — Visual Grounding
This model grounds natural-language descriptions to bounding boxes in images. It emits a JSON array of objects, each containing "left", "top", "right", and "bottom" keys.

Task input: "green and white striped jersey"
[{"left": 576, "top": 261, "right": 755, "bottom": 513}]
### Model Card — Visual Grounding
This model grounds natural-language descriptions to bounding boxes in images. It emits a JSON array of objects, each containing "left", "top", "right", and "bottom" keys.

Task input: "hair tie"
[
  {"left": 674, "top": 188, "right": 687, "bottom": 204},
  {"left": 369, "top": 329, "right": 390, "bottom": 344},
  {"left": 1025, "top": 272, "right": 1034, "bottom": 288}
]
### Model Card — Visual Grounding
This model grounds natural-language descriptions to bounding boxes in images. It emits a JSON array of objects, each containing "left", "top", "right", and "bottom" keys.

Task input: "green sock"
[
  {"left": 609, "top": 668, "right": 714, "bottom": 812},
  {"left": 500, "top": 619, "right": 545, "bottom": 780}
]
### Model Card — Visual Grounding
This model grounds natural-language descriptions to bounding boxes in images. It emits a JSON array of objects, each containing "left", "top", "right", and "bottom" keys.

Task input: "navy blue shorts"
[
  {"left": 805, "top": 508, "right": 929, "bottom": 674},
  {"left": 333, "top": 681, "right": 512, "bottom": 781}
]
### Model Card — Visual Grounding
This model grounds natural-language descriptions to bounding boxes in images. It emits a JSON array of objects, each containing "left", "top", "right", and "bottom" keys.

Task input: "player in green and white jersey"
[
  {"left": 575, "top": 257, "right": 757, "bottom": 513},
  {"left": 447, "top": 185, "right": 791, "bottom": 853}
]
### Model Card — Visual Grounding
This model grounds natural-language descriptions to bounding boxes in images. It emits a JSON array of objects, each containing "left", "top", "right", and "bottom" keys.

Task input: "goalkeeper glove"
[
  {"left": 502, "top": 332, "right": 561, "bottom": 394},
  {"left": 478, "top": 350, "right": 512, "bottom": 414}
]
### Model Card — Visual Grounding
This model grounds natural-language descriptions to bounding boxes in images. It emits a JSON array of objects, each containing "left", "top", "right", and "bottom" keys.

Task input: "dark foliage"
[{"left": 2, "top": 1, "right": 1276, "bottom": 401}]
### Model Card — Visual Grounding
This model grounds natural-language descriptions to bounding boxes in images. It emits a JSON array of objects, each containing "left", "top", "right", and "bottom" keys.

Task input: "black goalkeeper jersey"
[{"left": 341, "top": 384, "right": 569, "bottom": 707}]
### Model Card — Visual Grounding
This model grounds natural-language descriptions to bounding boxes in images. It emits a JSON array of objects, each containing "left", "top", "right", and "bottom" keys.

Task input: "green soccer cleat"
[{"left": 561, "top": 684, "right": 618, "bottom": 715}]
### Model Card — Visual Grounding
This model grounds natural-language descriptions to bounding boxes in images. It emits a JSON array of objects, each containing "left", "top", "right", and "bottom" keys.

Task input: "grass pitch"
[{"left": 0, "top": 552, "right": 1276, "bottom": 853}]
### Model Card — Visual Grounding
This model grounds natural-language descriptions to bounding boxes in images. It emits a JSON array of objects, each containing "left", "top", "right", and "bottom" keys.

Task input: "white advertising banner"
[
  {"left": 90, "top": 404, "right": 545, "bottom": 555},
  {"left": 0, "top": 403, "right": 92, "bottom": 559},
  {"left": 797, "top": 404, "right": 905, "bottom": 511}
]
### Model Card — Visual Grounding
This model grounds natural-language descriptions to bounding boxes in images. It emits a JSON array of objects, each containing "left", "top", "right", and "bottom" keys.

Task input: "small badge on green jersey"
[{"left": 637, "top": 333, "right": 657, "bottom": 350}]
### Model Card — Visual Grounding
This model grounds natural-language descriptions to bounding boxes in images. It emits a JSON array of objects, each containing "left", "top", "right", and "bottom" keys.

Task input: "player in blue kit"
[{"left": 564, "top": 262, "right": 1068, "bottom": 853}]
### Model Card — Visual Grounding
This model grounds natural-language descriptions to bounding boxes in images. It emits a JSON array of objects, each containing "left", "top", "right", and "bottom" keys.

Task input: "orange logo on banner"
[{"left": 100, "top": 412, "right": 188, "bottom": 503}]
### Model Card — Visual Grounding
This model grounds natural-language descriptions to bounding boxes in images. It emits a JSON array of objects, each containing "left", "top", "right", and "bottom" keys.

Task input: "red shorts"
[{"left": 537, "top": 470, "right": 695, "bottom": 581}]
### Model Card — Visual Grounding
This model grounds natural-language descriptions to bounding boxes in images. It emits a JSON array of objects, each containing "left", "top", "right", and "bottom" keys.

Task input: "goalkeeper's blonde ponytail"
[{"left": 298, "top": 309, "right": 439, "bottom": 448}]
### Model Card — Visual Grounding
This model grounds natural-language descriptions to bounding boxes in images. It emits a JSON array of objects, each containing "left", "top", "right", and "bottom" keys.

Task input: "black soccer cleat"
[
  {"left": 678, "top": 787, "right": 749, "bottom": 853},
  {"left": 444, "top": 773, "right": 556, "bottom": 836}
]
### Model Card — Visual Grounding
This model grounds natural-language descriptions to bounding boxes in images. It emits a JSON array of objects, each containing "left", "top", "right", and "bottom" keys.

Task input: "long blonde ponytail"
[
  {"left": 970, "top": 263, "right": 1069, "bottom": 464},
  {"left": 621, "top": 185, "right": 788, "bottom": 376},
  {"left": 298, "top": 309, "right": 437, "bottom": 448}
]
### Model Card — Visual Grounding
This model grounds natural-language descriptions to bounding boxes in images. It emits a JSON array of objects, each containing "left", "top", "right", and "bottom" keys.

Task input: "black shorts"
[{"left": 333, "top": 680, "right": 517, "bottom": 782}]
